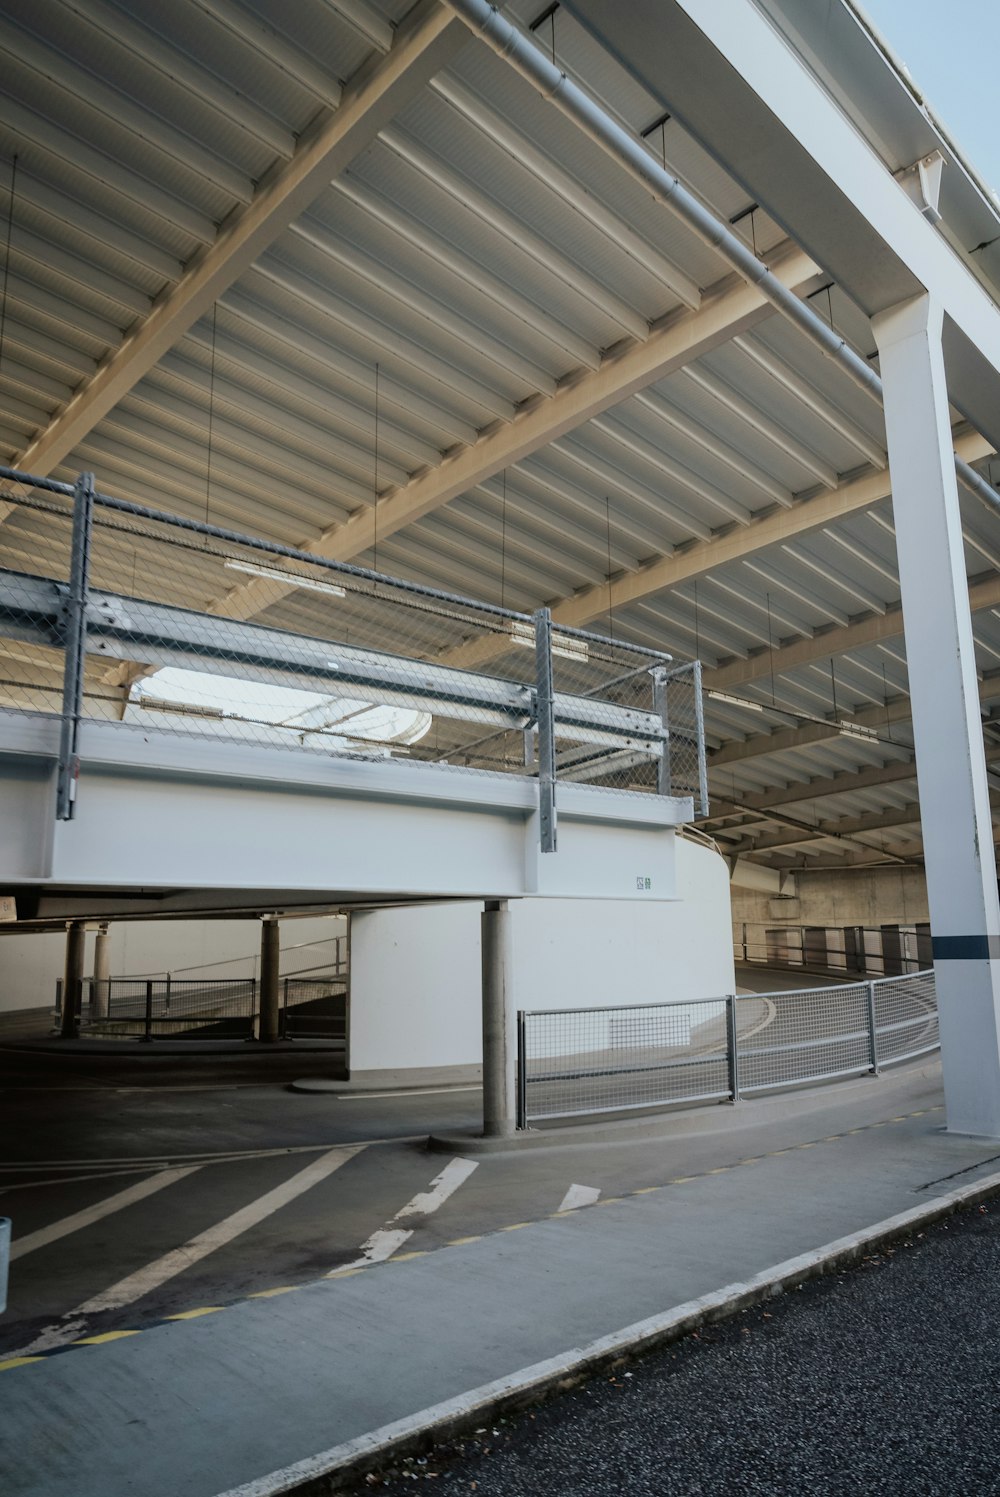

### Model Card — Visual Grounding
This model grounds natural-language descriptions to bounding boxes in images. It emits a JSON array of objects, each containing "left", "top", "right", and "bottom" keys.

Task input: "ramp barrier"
[
  {"left": 0, "top": 464, "right": 709, "bottom": 852},
  {"left": 517, "top": 969, "right": 938, "bottom": 1125}
]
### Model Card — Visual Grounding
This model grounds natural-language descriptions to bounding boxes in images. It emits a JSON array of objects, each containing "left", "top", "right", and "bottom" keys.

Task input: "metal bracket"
[{"left": 56, "top": 472, "right": 95, "bottom": 821}]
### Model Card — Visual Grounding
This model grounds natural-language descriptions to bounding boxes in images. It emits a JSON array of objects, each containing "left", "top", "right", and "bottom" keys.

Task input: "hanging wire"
[
  {"left": 766, "top": 592, "right": 776, "bottom": 705},
  {"left": 204, "top": 302, "right": 218, "bottom": 534},
  {"left": 830, "top": 658, "right": 838, "bottom": 719},
  {"left": 0, "top": 155, "right": 17, "bottom": 382},
  {"left": 372, "top": 361, "right": 380, "bottom": 580},
  {"left": 883, "top": 661, "right": 893, "bottom": 742}
]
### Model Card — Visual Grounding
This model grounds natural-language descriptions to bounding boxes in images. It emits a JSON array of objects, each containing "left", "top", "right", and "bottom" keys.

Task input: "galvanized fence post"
[
  {"left": 516, "top": 1010, "right": 527, "bottom": 1130},
  {"left": 56, "top": 471, "right": 95, "bottom": 822},
  {"left": 865, "top": 980, "right": 880, "bottom": 1073},
  {"left": 692, "top": 659, "right": 709, "bottom": 818},
  {"left": 726, "top": 994, "right": 741, "bottom": 1101},
  {"left": 651, "top": 666, "right": 670, "bottom": 795},
  {"left": 533, "top": 607, "right": 557, "bottom": 853},
  {"left": 142, "top": 979, "right": 154, "bottom": 1043}
]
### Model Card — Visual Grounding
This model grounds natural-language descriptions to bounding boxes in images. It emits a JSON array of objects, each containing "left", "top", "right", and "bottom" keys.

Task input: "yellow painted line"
[
  {"left": 327, "top": 1266, "right": 366, "bottom": 1278},
  {"left": 0, "top": 1356, "right": 46, "bottom": 1371},
  {"left": 73, "top": 1329, "right": 142, "bottom": 1345},
  {"left": 707, "top": 1167, "right": 730, "bottom": 1175},
  {"left": 389, "top": 1251, "right": 428, "bottom": 1263},
  {"left": 500, "top": 1222, "right": 530, "bottom": 1232},
  {"left": 797, "top": 1143, "right": 816, "bottom": 1150},
  {"left": 446, "top": 1235, "right": 482, "bottom": 1247},
  {"left": 248, "top": 1286, "right": 299, "bottom": 1299},
  {"left": 596, "top": 1197, "right": 623, "bottom": 1206},
  {"left": 669, "top": 1175, "right": 695, "bottom": 1184},
  {"left": 164, "top": 1307, "right": 225, "bottom": 1321},
  {"left": 631, "top": 1186, "right": 661, "bottom": 1194}
]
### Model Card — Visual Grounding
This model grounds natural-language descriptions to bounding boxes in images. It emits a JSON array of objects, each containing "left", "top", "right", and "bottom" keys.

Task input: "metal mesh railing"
[
  {"left": 0, "top": 465, "right": 709, "bottom": 845},
  {"left": 280, "top": 976, "right": 347, "bottom": 1040},
  {"left": 872, "top": 968, "right": 939, "bottom": 1064},
  {"left": 519, "top": 999, "right": 732, "bottom": 1120},
  {"left": 63, "top": 968, "right": 347, "bottom": 1042},
  {"left": 79, "top": 977, "right": 258, "bottom": 1040},
  {"left": 518, "top": 969, "right": 937, "bottom": 1124}
]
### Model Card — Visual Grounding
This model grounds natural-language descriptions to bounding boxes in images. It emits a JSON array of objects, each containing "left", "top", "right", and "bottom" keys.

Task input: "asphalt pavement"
[{"left": 357, "top": 1196, "right": 1000, "bottom": 1496}]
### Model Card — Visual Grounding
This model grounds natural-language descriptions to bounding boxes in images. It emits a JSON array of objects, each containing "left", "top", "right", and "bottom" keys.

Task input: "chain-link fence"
[
  {"left": 0, "top": 465, "right": 708, "bottom": 844},
  {"left": 518, "top": 969, "right": 937, "bottom": 1124}
]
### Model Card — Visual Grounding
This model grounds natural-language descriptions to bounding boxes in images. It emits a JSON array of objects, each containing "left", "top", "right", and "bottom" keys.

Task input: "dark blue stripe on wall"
[{"left": 932, "top": 935, "right": 1000, "bottom": 961}]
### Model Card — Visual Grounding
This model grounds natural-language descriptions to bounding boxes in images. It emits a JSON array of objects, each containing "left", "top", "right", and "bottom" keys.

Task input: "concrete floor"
[{"left": 3, "top": 1055, "right": 1000, "bottom": 1496}]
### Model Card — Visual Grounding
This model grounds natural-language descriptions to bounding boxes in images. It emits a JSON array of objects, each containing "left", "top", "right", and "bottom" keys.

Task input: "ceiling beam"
[
  {"left": 705, "top": 572, "right": 1000, "bottom": 694},
  {"left": 206, "top": 246, "right": 819, "bottom": 623},
  {"left": 708, "top": 677, "right": 1000, "bottom": 770},
  {"left": 1, "top": 1, "right": 468, "bottom": 516},
  {"left": 718, "top": 803, "right": 922, "bottom": 855},
  {"left": 705, "top": 757, "right": 918, "bottom": 817},
  {"left": 438, "top": 426, "right": 994, "bottom": 673}
]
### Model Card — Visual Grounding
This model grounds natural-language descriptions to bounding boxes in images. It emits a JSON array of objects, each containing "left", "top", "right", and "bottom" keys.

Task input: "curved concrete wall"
[{"left": 348, "top": 836, "right": 734, "bottom": 1081}]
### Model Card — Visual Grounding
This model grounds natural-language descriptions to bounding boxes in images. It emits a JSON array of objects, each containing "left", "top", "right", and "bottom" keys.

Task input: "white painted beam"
[{"left": 873, "top": 292, "right": 1000, "bottom": 1138}]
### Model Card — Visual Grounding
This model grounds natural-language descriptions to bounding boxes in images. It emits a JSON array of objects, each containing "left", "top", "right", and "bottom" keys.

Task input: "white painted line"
[
  {"left": 213, "top": 1165, "right": 1000, "bottom": 1497},
  {"left": 79, "top": 1145, "right": 365, "bottom": 1314},
  {"left": 337, "top": 1087, "right": 481, "bottom": 1099},
  {"left": 394, "top": 1158, "right": 479, "bottom": 1219},
  {"left": 10, "top": 1167, "right": 200, "bottom": 1261},
  {"left": 558, "top": 1183, "right": 601, "bottom": 1212},
  {"left": 330, "top": 1157, "right": 478, "bottom": 1275}
]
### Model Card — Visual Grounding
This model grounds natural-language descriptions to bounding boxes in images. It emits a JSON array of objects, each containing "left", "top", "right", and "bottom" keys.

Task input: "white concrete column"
[
  {"left": 481, "top": 899, "right": 515, "bottom": 1135},
  {"left": 873, "top": 292, "right": 1000, "bottom": 1136},
  {"left": 92, "top": 923, "right": 111, "bottom": 1020}
]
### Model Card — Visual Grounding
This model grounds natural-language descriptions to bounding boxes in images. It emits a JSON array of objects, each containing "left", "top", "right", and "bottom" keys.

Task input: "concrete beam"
[{"left": 1, "top": 2, "right": 468, "bottom": 516}]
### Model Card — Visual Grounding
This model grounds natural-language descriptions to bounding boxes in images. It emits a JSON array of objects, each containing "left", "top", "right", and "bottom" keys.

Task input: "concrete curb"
[{"left": 211, "top": 1164, "right": 1000, "bottom": 1497}]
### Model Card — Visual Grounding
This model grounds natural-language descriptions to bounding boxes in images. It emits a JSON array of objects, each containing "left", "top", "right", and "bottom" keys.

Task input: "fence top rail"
[
  {"left": 520, "top": 969, "right": 935, "bottom": 1022},
  {"left": 520, "top": 995, "right": 731, "bottom": 1019},
  {"left": 0, "top": 463, "right": 673, "bottom": 664}
]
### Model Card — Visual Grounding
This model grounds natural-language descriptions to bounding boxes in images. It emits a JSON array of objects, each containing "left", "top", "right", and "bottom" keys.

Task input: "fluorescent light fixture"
[
  {"left": 509, "top": 619, "right": 589, "bottom": 662},
  {"left": 224, "top": 558, "right": 346, "bottom": 598},
  {"left": 837, "top": 720, "right": 879, "bottom": 742},
  {"left": 708, "top": 689, "right": 765, "bottom": 712}
]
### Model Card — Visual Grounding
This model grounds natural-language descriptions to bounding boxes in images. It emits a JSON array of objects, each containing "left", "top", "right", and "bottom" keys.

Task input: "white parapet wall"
[{"left": 348, "top": 835, "right": 734, "bottom": 1083}]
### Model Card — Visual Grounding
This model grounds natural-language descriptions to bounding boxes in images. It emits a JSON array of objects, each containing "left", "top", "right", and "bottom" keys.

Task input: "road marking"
[
  {"left": 329, "top": 1157, "right": 478, "bottom": 1275},
  {"left": 558, "top": 1184, "right": 601, "bottom": 1212},
  {"left": 79, "top": 1144, "right": 364, "bottom": 1315},
  {"left": 9, "top": 1167, "right": 200, "bottom": 1261},
  {"left": 337, "top": 1086, "right": 481, "bottom": 1099}
]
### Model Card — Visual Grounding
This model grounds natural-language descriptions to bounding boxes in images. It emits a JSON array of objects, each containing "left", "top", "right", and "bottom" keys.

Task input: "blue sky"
[{"left": 859, "top": 0, "right": 1000, "bottom": 191}]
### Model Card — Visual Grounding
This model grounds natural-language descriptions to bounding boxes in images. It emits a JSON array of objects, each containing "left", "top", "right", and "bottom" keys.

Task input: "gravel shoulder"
[{"left": 357, "top": 1198, "right": 1000, "bottom": 1496}]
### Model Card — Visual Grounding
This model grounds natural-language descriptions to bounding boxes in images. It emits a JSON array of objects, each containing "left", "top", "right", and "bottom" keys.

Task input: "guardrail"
[
  {"left": 57, "top": 972, "right": 347, "bottom": 1042},
  {"left": 517, "top": 969, "right": 938, "bottom": 1125},
  {"left": 0, "top": 464, "right": 709, "bottom": 852},
  {"left": 735, "top": 921, "right": 931, "bottom": 977}
]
